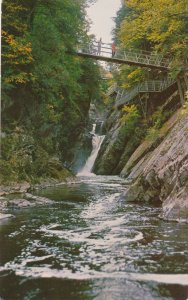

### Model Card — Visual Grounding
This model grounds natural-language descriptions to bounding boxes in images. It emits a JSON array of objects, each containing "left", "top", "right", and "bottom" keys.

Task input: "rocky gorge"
[
  {"left": 93, "top": 89, "right": 188, "bottom": 223},
  {"left": 1, "top": 95, "right": 188, "bottom": 224},
  {"left": 122, "top": 111, "right": 188, "bottom": 222}
]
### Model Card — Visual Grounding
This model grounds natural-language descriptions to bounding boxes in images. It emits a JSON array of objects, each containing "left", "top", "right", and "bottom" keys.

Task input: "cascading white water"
[
  {"left": 91, "top": 123, "right": 96, "bottom": 134},
  {"left": 77, "top": 124, "right": 105, "bottom": 176}
]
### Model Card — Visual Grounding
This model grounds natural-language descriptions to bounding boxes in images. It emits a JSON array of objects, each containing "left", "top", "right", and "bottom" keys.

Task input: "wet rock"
[
  {"left": 160, "top": 187, "right": 188, "bottom": 222},
  {"left": 25, "top": 193, "right": 53, "bottom": 205},
  {"left": 0, "top": 213, "right": 14, "bottom": 220},
  {"left": 94, "top": 112, "right": 127, "bottom": 174},
  {"left": 121, "top": 109, "right": 180, "bottom": 178},
  {"left": 0, "top": 193, "right": 53, "bottom": 211},
  {"left": 122, "top": 112, "right": 188, "bottom": 222},
  {"left": 0, "top": 182, "right": 30, "bottom": 196},
  {"left": 7, "top": 199, "right": 35, "bottom": 208},
  {"left": 122, "top": 183, "right": 145, "bottom": 202},
  {"left": 121, "top": 141, "right": 155, "bottom": 178},
  {"left": 0, "top": 197, "right": 9, "bottom": 211}
]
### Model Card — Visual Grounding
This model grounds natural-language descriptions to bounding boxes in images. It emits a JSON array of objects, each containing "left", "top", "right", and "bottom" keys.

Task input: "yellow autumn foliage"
[
  {"left": 120, "top": 0, "right": 188, "bottom": 58},
  {"left": 2, "top": 30, "right": 33, "bottom": 84}
]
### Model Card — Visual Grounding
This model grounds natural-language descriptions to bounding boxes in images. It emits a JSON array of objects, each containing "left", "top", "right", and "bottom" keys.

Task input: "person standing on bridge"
[
  {"left": 111, "top": 42, "right": 116, "bottom": 57},
  {"left": 97, "top": 38, "right": 102, "bottom": 55}
]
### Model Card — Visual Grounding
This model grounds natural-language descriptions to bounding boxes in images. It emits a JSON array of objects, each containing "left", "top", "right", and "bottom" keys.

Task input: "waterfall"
[{"left": 77, "top": 124, "right": 105, "bottom": 176}]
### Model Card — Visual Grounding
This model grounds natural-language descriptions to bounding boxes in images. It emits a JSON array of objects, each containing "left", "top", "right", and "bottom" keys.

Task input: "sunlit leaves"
[
  {"left": 2, "top": 1, "right": 28, "bottom": 35},
  {"left": 121, "top": 104, "right": 141, "bottom": 136},
  {"left": 2, "top": 30, "right": 33, "bottom": 84},
  {"left": 120, "top": 0, "right": 188, "bottom": 59}
]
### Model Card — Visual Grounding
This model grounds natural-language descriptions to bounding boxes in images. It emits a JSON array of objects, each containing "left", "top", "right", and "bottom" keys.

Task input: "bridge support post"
[
  {"left": 177, "top": 78, "right": 185, "bottom": 104},
  {"left": 139, "top": 94, "right": 147, "bottom": 119},
  {"left": 183, "top": 74, "right": 188, "bottom": 90},
  {"left": 177, "top": 67, "right": 188, "bottom": 104}
]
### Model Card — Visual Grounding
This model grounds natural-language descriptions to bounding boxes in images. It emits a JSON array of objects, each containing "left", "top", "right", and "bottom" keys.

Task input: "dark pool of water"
[{"left": 0, "top": 176, "right": 188, "bottom": 300}]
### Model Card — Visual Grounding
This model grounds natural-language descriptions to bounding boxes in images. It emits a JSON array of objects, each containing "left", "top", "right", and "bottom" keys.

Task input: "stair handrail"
[{"left": 115, "top": 77, "right": 176, "bottom": 107}]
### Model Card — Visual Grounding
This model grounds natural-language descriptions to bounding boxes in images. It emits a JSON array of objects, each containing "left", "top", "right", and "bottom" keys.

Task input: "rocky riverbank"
[
  {"left": 0, "top": 177, "right": 76, "bottom": 221},
  {"left": 121, "top": 111, "right": 188, "bottom": 223},
  {"left": 0, "top": 193, "right": 53, "bottom": 220}
]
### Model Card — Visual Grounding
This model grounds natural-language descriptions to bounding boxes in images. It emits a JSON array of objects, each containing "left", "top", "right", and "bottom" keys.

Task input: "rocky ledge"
[
  {"left": 0, "top": 176, "right": 76, "bottom": 196},
  {"left": 0, "top": 182, "right": 30, "bottom": 197},
  {"left": 0, "top": 193, "right": 54, "bottom": 221},
  {"left": 122, "top": 112, "right": 188, "bottom": 223},
  {"left": 0, "top": 213, "right": 14, "bottom": 221},
  {"left": 0, "top": 175, "right": 78, "bottom": 221}
]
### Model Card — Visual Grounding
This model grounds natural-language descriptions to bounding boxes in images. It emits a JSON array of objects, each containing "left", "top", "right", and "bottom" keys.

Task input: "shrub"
[
  {"left": 0, "top": 131, "right": 71, "bottom": 184},
  {"left": 121, "top": 104, "right": 141, "bottom": 134},
  {"left": 181, "top": 101, "right": 188, "bottom": 115},
  {"left": 145, "top": 127, "right": 160, "bottom": 142}
]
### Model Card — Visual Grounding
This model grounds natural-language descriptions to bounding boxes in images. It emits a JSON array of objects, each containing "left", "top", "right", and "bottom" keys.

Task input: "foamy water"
[{"left": 0, "top": 176, "right": 188, "bottom": 299}]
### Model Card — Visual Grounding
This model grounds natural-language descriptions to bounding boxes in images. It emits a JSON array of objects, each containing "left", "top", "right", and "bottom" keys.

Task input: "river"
[
  {"left": 0, "top": 126, "right": 188, "bottom": 299},
  {"left": 0, "top": 175, "right": 188, "bottom": 299}
]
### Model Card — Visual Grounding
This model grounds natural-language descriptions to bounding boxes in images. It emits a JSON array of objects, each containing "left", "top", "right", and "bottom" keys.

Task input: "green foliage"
[
  {"left": 117, "top": 66, "right": 146, "bottom": 90},
  {"left": 118, "top": 105, "right": 142, "bottom": 154},
  {"left": 93, "top": 105, "right": 145, "bottom": 174},
  {"left": 0, "top": 131, "right": 72, "bottom": 184},
  {"left": 181, "top": 91, "right": 188, "bottom": 115},
  {"left": 1, "top": 0, "right": 102, "bottom": 183},
  {"left": 145, "top": 127, "right": 160, "bottom": 142},
  {"left": 145, "top": 107, "right": 170, "bottom": 141},
  {"left": 0, "top": 132, "right": 33, "bottom": 183},
  {"left": 112, "top": 0, "right": 188, "bottom": 88},
  {"left": 120, "top": 0, "right": 188, "bottom": 58},
  {"left": 121, "top": 105, "right": 141, "bottom": 130},
  {"left": 112, "top": 3, "right": 132, "bottom": 43},
  {"left": 181, "top": 101, "right": 188, "bottom": 115},
  {"left": 151, "top": 108, "right": 169, "bottom": 129}
]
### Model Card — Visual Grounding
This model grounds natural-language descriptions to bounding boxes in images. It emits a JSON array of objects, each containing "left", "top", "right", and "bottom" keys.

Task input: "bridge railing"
[
  {"left": 116, "top": 49, "right": 170, "bottom": 68},
  {"left": 115, "top": 77, "right": 176, "bottom": 107},
  {"left": 77, "top": 43, "right": 170, "bottom": 68}
]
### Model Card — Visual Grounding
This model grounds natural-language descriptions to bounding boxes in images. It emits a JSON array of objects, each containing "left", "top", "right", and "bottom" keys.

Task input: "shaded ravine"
[{"left": 0, "top": 125, "right": 188, "bottom": 300}]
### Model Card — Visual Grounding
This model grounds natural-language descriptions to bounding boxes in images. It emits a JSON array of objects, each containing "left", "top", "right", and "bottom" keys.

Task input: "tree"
[
  {"left": 1, "top": 0, "right": 102, "bottom": 181},
  {"left": 119, "top": 0, "right": 188, "bottom": 60}
]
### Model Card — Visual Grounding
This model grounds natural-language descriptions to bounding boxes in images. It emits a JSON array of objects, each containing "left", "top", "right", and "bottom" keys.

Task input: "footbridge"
[
  {"left": 75, "top": 42, "right": 170, "bottom": 71},
  {"left": 115, "top": 78, "right": 176, "bottom": 108}
]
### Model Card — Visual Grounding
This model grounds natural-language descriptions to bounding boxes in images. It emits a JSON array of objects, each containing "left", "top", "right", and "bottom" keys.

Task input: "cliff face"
[
  {"left": 122, "top": 112, "right": 188, "bottom": 222},
  {"left": 93, "top": 108, "right": 142, "bottom": 175},
  {"left": 94, "top": 91, "right": 180, "bottom": 176},
  {"left": 93, "top": 109, "right": 123, "bottom": 174}
]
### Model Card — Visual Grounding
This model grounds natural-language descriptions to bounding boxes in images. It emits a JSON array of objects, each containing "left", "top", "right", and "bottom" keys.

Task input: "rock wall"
[
  {"left": 122, "top": 112, "right": 188, "bottom": 222},
  {"left": 94, "top": 90, "right": 180, "bottom": 176},
  {"left": 93, "top": 109, "right": 123, "bottom": 174},
  {"left": 93, "top": 108, "right": 142, "bottom": 175}
]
